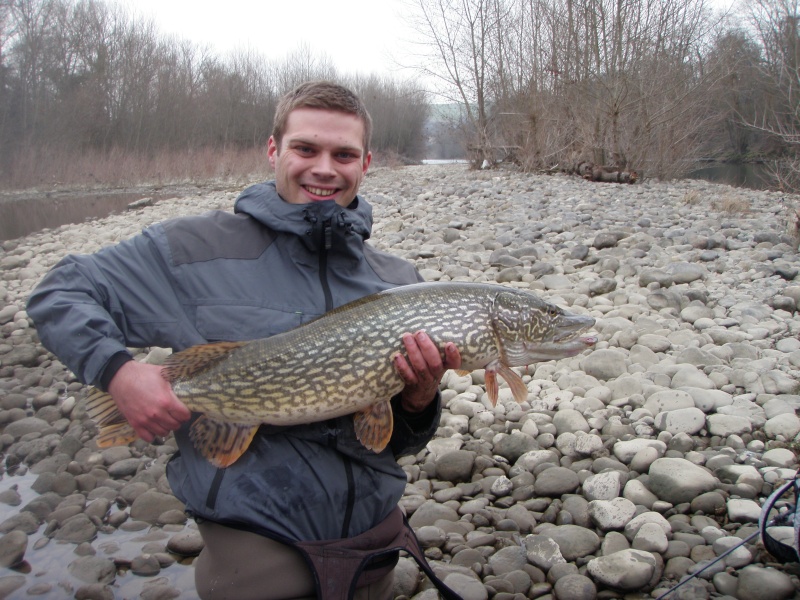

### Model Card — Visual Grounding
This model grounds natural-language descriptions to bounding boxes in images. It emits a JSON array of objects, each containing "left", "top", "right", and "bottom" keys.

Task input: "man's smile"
[{"left": 305, "top": 186, "right": 337, "bottom": 197}]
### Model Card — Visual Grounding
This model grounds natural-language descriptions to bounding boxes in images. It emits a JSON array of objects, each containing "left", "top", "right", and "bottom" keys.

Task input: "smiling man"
[{"left": 27, "top": 81, "right": 461, "bottom": 600}]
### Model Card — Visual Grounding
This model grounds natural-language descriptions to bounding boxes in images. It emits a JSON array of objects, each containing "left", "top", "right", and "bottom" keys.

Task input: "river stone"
[
  {"left": 523, "top": 534, "right": 567, "bottom": 571},
  {"left": 554, "top": 573, "right": 597, "bottom": 600},
  {"left": 582, "top": 471, "right": 622, "bottom": 501},
  {"left": 613, "top": 439, "right": 666, "bottom": 464},
  {"left": 408, "top": 500, "right": 460, "bottom": 528},
  {"left": 736, "top": 565, "right": 797, "bottom": 600},
  {"left": 435, "top": 450, "right": 476, "bottom": 483},
  {"left": 54, "top": 513, "right": 97, "bottom": 543},
  {"left": 0, "top": 531, "right": 27, "bottom": 567},
  {"left": 541, "top": 524, "right": 601, "bottom": 560},
  {"left": 4, "top": 417, "right": 52, "bottom": 438},
  {"left": 588, "top": 498, "right": 637, "bottom": 531},
  {"left": 706, "top": 414, "right": 753, "bottom": 436},
  {"left": 762, "top": 448, "right": 797, "bottom": 468},
  {"left": 442, "top": 572, "right": 487, "bottom": 600},
  {"left": 534, "top": 467, "right": 580, "bottom": 497},
  {"left": 643, "top": 390, "right": 694, "bottom": 415},
  {"left": 0, "top": 575, "right": 26, "bottom": 598},
  {"left": 654, "top": 407, "right": 706, "bottom": 435},
  {"left": 631, "top": 522, "right": 669, "bottom": 553},
  {"left": 74, "top": 583, "right": 115, "bottom": 600},
  {"left": 166, "top": 529, "right": 205, "bottom": 557},
  {"left": 493, "top": 433, "right": 537, "bottom": 463},
  {"left": 488, "top": 545, "right": 527, "bottom": 575},
  {"left": 586, "top": 549, "right": 658, "bottom": 590},
  {"left": 764, "top": 413, "right": 800, "bottom": 439},
  {"left": 129, "top": 491, "right": 185, "bottom": 524},
  {"left": 647, "top": 458, "right": 716, "bottom": 504},
  {"left": 68, "top": 556, "right": 116, "bottom": 584},
  {"left": 131, "top": 553, "right": 161, "bottom": 576},
  {"left": 582, "top": 349, "right": 628, "bottom": 381}
]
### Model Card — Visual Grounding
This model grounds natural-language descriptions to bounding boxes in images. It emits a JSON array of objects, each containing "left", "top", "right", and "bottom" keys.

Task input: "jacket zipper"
[
  {"left": 319, "top": 215, "right": 356, "bottom": 537},
  {"left": 319, "top": 218, "right": 333, "bottom": 311}
]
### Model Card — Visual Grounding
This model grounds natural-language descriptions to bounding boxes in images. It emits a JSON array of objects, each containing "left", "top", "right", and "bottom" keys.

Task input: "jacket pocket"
[{"left": 195, "top": 303, "right": 313, "bottom": 341}]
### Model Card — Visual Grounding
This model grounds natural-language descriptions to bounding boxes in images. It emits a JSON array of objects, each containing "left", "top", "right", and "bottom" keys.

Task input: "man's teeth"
[{"left": 306, "top": 186, "right": 336, "bottom": 197}]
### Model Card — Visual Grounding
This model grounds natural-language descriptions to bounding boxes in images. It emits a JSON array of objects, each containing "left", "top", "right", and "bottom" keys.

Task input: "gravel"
[{"left": 0, "top": 164, "right": 799, "bottom": 598}]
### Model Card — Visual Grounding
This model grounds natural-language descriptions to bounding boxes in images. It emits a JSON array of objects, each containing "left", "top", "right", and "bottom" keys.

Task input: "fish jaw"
[{"left": 552, "top": 312, "right": 596, "bottom": 342}]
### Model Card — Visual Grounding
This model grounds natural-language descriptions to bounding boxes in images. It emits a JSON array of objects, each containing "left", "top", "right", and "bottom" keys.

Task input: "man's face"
[{"left": 268, "top": 108, "right": 372, "bottom": 207}]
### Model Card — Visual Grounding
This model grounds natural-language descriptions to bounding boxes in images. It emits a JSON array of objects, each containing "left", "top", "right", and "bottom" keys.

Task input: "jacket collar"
[{"left": 233, "top": 181, "right": 373, "bottom": 252}]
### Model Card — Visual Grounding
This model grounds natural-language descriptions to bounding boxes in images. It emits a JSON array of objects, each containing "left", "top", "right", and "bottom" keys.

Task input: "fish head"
[{"left": 491, "top": 290, "right": 597, "bottom": 365}]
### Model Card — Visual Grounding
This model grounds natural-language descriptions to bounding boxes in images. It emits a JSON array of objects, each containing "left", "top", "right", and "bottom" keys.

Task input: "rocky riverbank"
[{"left": 1, "top": 164, "right": 800, "bottom": 599}]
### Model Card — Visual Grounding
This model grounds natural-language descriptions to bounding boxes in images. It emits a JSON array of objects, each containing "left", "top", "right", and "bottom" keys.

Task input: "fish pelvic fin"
[
  {"left": 497, "top": 363, "right": 529, "bottom": 403},
  {"left": 485, "top": 369, "right": 499, "bottom": 406},
  {"left": 189, "top": 415, "right": 259, "bottom": 468},
  {"left": 354, "top": 401, "right": 393, "bottom": 453},
  {"left": 162, "top": 341, "right": 248, "bottom": 383},
  {"left": 485, "top": 361, "right": 529, "bottom": 405}
]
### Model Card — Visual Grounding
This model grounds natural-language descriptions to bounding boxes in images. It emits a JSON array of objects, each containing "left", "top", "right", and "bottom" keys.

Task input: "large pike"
[{"left": 86, "top": 282, "right": 596, "bottom": 468}]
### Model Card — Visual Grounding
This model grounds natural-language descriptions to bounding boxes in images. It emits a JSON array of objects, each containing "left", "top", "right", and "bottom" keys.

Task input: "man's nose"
[{"left": 311, "top": 152, "right": 336, "bottom": 176}]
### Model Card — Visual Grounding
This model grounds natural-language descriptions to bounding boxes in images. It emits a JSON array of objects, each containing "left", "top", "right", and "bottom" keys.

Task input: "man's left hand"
[{"left": 394, "top": 331, "right": 462, "bottom": 413}]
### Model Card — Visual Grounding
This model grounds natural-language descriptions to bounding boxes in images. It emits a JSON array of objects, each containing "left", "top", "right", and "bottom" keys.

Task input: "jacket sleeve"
[
  {"left": 389, "top": 392, "right": 441, "bottom": 457},
  {"left": 26, "top": 228, "right": 192, "bottom": 388}
]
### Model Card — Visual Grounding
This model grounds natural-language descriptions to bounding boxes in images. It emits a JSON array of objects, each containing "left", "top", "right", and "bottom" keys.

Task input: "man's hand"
[
  {"left": 393, "top": 331, "right": 462, "bottom": 413},
  {"left": 107, "top": 361, "right": 192, "bottom": 442}
]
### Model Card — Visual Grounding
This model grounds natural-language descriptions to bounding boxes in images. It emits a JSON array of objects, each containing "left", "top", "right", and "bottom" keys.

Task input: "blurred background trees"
[{"left": 0, "top": 0, "right": 797, "bottom": 189}]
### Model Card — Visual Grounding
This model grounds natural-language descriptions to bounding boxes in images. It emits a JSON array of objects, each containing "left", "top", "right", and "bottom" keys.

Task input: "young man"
[{"left": 27, "top": 81, "right": 462, "bottom": 599}]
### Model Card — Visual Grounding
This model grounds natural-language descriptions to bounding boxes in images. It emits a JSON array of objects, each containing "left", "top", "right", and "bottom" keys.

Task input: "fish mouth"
[
  {"left": 521, "top": 334, "right": 597, "bottom": 362},
  {"left": 552, "top": 313, "right": 596, "bottom": 342}
]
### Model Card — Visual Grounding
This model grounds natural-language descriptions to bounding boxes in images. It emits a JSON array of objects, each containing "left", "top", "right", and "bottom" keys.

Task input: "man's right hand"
[{"left": 107, "top": 361, "right": 192, "bottom": 442}]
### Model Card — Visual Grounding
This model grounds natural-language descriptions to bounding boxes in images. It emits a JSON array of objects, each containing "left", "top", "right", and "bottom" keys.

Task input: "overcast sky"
[{"left": 124, "top": 0, "right": 423, "bottom": 78}]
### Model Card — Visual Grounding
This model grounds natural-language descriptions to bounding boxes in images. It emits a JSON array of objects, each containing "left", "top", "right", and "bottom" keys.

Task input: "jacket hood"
[{"left": 233, "top": 182, "right": 373, "bottom": 247}]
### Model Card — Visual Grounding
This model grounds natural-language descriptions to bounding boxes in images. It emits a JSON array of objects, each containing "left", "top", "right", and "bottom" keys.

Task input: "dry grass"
[
  {"left": 1, "top": 145, "right": 271, "bottom": 190},
  {"left": 682, "top": 190, "right": 702, "bottom": 205},
  {"left": 711, "top": 194, "right": 751, "bottom": 214}
]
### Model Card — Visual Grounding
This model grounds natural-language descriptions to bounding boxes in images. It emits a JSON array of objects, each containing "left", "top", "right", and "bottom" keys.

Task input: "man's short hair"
[{"left": 272, "top": 81, "right": 373, "bottom": 156}]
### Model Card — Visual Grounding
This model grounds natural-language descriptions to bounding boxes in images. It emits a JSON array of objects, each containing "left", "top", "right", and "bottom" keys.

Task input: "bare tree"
[{"left": 743, "top": 0, "right": 800, "bottom": 190}]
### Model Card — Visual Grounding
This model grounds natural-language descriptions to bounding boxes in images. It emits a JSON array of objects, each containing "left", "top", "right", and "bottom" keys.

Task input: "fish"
[{"left": 85, "top": 281, "right": 597, "bottom": 468}]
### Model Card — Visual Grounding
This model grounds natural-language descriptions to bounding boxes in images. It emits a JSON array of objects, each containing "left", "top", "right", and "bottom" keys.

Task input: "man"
[{"left": 27, "top": 81, "right": 462, "bottom": 599}]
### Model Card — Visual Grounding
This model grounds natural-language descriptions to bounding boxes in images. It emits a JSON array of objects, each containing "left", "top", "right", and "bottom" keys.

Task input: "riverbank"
[{"left": 1, "top": 164, "right": 800, "bottom": 599}]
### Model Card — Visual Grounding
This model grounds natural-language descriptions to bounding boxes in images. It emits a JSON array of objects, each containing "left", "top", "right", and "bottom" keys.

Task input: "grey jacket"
[{"left": 27, "top": 182, "right": 440, "bottom": 542}]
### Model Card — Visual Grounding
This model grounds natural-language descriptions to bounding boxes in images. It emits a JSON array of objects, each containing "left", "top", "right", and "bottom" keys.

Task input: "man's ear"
[{"left": 267, "top": 136, "right": 278, "bottom": 169}]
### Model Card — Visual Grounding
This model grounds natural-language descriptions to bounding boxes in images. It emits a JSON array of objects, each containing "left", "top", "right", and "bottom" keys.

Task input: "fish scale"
[{"left": 85, "top": 281, "right": 597, "bottom": 467}]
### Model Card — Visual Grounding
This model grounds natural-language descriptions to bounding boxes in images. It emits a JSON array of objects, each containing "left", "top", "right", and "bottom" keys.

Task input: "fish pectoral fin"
[
  {"left": 97, "top": 422, "right": 139, "bottom": 448},
  {"left": 353, "top": 401, "right": 393, "bottom": 453},
  {"left": 162, "top": 341, "right": 248, "bottom": 383},
  {"left": 189, "top": 416, "right": 259, "bottom": 468},
  {"left": 497, "top": 363, "right": 529, "bottom": 404}
]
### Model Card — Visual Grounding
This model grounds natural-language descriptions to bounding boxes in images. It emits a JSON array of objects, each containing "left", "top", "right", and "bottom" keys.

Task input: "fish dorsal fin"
[
  {"left": 96, "top": 421, "right": 139, "bottom": 448},
  {"left": 353, "top": 400, "right": 393, "bottom": 453},
  {"left": 84, "top": 387, "right": 139, "bottom": 447},
  {"left": 162, "top": 341, "right": 247, "bottom": 383},
  {"left": 85, "top": 387, "right": 127, "bottom": 426},
  {"left": 189, "top": 415, "right": 259, "bottom": 468}
]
